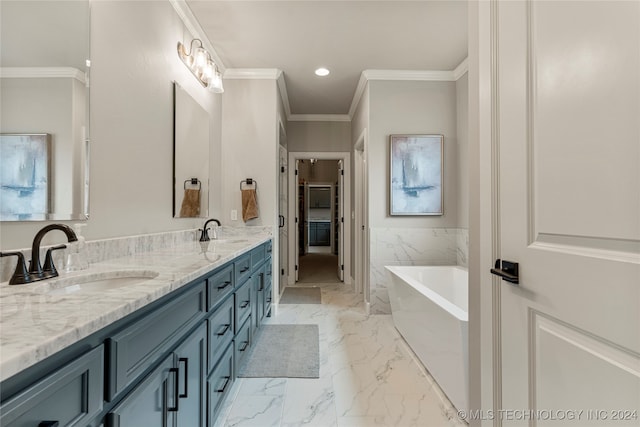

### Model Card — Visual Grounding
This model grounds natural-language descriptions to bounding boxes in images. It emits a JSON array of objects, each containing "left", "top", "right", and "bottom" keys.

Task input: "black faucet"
[
  {"left": 0, "top": 224, "right": 78, "bottom": 285},
  {"left": 199, "top": 219, "right": 221, "bottom": 242}
]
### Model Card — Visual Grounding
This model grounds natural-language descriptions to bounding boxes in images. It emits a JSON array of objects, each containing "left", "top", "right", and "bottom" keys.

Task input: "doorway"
[{"left": 288, "top": 152, "right": 351, "bottom": 286}]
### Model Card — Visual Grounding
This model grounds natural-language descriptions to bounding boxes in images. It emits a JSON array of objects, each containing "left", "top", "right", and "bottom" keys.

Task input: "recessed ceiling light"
[{"left": 315, "top": 67, "right": 330, "bottom": 77}]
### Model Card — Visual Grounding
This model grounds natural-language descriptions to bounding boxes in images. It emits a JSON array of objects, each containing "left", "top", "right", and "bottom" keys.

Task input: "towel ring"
[
  {"left": 184, "top": 178, "right": 201, "bottom": 190},
  {"left": 240, "top": 178, "right": 258, "bottom": 191}
]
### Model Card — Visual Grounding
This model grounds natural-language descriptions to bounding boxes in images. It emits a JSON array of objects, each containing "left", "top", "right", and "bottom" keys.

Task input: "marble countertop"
[{"left": 0, "top": 231, "right": 271, "bottom": 382}]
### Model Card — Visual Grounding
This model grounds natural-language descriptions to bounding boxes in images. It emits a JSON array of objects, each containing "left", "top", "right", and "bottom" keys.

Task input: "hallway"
[
  {"left": 214, "top": 281, "right": 464, "bottom": 426},
  {"left": 298, "top": 253, "right": 341, "bottom": 283}
]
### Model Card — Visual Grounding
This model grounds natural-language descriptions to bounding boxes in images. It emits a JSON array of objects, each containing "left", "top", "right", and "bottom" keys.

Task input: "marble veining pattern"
[
  {"left": 369, "top": 228, "right": 468, "bottom": 314},
  {"left": 0, "top": 227, "right": 272, "bottom": 382},
  {"left": 215, "top": 283, "right": 466, "bottom": 427}
]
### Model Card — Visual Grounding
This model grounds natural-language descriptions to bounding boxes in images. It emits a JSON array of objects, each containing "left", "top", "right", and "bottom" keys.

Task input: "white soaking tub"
[{"left": 385, "top": 265, "right": 468, "bottom": 412}]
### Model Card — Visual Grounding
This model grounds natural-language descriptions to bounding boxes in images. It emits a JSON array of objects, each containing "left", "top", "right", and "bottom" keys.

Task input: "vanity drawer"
[
  {"left": 0, "top": 345, "right": 104, "bottom": 427},
  {"left": 207, "top": 264, "right": 234, "bottom": 311},
  {"left": 207, "top": 342, "right": 234, "bottom": 423},
  {"left": 250, "top": 244, "right": 266, "bottom": 270},
  {"left": 234, "top": 279, "right": 252, "bottom": 333},
  {"left": 234, "top": 316, "right": 252, "bottom": 375},
  {"left": 207, "top": 296, "right": 234, "bottom": 374},
  {"left": 107, "top": 283, "right": 206, "bottom": 400},
  {"left": 234, "top": 254, "right": 251, "bottom": 285}
]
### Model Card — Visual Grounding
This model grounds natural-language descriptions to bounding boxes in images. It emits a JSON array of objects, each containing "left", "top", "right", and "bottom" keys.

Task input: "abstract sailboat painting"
[
  {"left": 0, "top": 134, "right": 51, "bottom": 220},
  {"left": 390, "top": 134, "right": 443, "bottom": 215}
]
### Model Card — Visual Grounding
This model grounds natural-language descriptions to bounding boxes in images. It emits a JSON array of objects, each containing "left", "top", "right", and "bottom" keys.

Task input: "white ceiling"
[{"left": 186, "top": 1, "right": 468, "bottom": 116}]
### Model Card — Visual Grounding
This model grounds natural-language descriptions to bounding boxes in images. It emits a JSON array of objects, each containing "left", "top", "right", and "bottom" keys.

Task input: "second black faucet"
[{"left": 199, "top": 218, "right": 221, "bottom": 242}]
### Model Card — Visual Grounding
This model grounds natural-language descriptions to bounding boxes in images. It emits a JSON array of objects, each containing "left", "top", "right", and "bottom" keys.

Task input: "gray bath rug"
[
  {"left": 279, "top": 286, "right": 321, "bottom": 304},
  {"left": 237, "top": 324, "right": 319, "bottom": 378}
]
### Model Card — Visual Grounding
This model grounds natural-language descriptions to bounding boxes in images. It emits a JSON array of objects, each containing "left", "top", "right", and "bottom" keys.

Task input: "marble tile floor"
[{"left": 215, "top": 282, "right": 466, "bottom": 427}]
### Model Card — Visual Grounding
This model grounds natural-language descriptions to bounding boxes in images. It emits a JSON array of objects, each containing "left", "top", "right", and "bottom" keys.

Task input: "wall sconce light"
[{"left": 177, "top": 39, "right": 224, "bottom": 93}]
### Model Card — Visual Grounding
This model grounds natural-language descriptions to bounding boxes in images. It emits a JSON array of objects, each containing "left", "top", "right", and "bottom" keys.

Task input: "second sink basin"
[{"left": 44, "top": 270, "right": 160, "bottom": 295}]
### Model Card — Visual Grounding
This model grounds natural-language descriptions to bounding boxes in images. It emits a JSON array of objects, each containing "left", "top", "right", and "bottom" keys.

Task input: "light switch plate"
[{"left": 231, "top": 210, "right": 238, "bottom": 221}]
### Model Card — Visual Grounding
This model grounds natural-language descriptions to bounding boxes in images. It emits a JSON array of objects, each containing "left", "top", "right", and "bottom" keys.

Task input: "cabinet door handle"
[
  {"left": 39, "top": 423, "right": 59, "bottom": 427},
  {"left": 179, "top": 358, "right": 188, "bottom": 398},
  {"left": 259, "top": 273, "right": 264, "bottom": 291},
  {"left": 239, "top": 341, "right": 249, "bottom": 352},
  {"left": 240, "top": 266, "right": 249, "bottom": 273},
  {"left": 167, "top": 368, "right": 179, "bottom": 412},
  {"left": 240, "top": 301, "right": 250, "bottom": 309},
  {"left": 216, "top": 376, "right": 231, "bottom": 393},
  {"left": 217, "top": 324, "right": 231, "bottom": 336},
  {"left": 217, "top": 281, "right": 232, "bottom": 290}
]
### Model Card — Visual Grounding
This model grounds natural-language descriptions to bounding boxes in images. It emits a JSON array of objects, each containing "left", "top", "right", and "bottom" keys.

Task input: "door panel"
[
  {"left": 497, "top": 1, "right": 640, "bottom": 424},
  {"left": 279, "top": 146, "right": 288, "bottom": 290},
  {"left": 338, "top": 160, "right": 344, "bottom": 281},
  {"left": 175, "top": 324, "right": 206, "bottom": 427}
]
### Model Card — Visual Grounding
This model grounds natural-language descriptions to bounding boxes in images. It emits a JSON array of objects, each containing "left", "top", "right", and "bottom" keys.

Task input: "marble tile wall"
[
  {"left": 457, "top": 228, "right": 469, "bottom": 268},
  {"left": 0, "top": 226, "right": 272, "bottom": 283},
  {"left": 369, "top": 227, "right": 469, "bottom": 314}
]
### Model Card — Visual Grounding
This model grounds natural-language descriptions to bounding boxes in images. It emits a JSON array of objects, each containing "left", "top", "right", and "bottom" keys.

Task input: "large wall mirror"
[
  {"left": 0, "top": 0, "right": 90, "bottom": 221},
  {"left": 173, "top": 82, "right": 210, "bottom": 218}
]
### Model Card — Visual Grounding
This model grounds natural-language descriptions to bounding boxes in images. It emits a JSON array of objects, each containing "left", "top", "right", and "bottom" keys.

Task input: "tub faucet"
[
  {"left": 0, "top": 224, "right": 78, "bottom": 285},
  {"left": 199, "top": 219, "right": 221, "bottom": 241}
]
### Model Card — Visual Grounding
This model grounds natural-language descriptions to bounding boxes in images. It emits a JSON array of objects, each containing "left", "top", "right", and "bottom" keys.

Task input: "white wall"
[
  {"left": 367, "top": 79, "right": 462, "bottom": 314},
  {"left": 287, "top": 121, "right": 351, "bottom": 152},
  {"left": 350, "top": 84, "right": 370, "bottom": 283},
  {"left": 0, "top": 1, "right": 223, "bottom": 250},
  {"left": 221, "top": 78, "right": 278, "bottom": 228}
]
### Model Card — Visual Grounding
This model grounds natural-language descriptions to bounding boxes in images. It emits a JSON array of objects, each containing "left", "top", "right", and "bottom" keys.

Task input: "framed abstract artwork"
[
  {"left": 389, "top": 134, "right": 443, "bottom": 216},
  {"left": 0, "top": 134, "right": 51, "bottom": 220}
]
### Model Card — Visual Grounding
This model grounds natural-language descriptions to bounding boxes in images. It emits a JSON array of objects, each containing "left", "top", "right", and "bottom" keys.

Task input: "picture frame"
[
  {"left": 389, "top": 134, "right": 443, "bottom": 216},
  {"left": 0, "top": 134, "right": 52, "bottom": 221}
]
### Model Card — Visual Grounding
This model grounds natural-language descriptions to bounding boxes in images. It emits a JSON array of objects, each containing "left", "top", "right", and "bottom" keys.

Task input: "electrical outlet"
[{"left": 231, "top": 210, "right": 238, "bottom": 221}]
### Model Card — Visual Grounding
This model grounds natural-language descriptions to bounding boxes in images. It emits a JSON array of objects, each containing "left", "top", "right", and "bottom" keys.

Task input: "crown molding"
[
  {"left": 223, "top": 69, "right": 283, "bottom": 80},
  {"left": 347, "top": 72, "right": 370, "bottom": 119},
  {"left": 276, "top": 72, "right": 292, "bottom": 119},
  {"left": 346, "top": 57, "right": 469, "bottom": 120},
  {"left": 453, "top": 57, "right": 468, "bottom": 80},
  {"left": 0, "top": 67, "right": 86, "bottom": 83},
  {"left": 288, "top": 114, "right": 351, "bottom": 122},
  {"left": 169, "top": 0, "right": 226, "bottom": 73},
  {"left": 363, "top": 69, "right": 456, "bottom": 81}
]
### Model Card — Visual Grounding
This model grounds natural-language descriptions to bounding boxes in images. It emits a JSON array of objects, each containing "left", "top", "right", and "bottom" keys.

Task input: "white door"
[
  {"left": 294, "top": 160, "right": 300, "bottom": 282},
  {"left": 337, "top": 160, "right": 344, "bottom": 281},
  {"left": 278, "top": 145, "right": 288, "bottom": 290},
  {"left": 495, "top": 1, "right": 639, "bottom": 425}
]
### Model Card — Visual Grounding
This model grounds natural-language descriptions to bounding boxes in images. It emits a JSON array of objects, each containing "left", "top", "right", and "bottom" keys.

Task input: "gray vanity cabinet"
[
  {"left": 254, "top": 266, "right": 266, "bottom": 329},
  {"left": 0, "top": 239, "right": 273, "bottom": 427},
  {"left": 108, "top": 323, "right": 206, "bottom": 427},
  {"left": 206, "top": 342, "right": 234, "bottom": 423},
  {"left": 174, "top": 324, "right": 207, "bottom": 427},
  {"left": 234, "top": 279, "right": 253, "bottom": 333},
  {"left": 107, "top": 282, "right": 206, "bottom": 400},
  {"left": 107, "top": 353, "right": 176, "bottom": 427},
  {"left": 0, "top": 345, "right": 104, "bottom": 427},
  {"left": 207, "top": 295, "right": 234, "bottom": 373}
]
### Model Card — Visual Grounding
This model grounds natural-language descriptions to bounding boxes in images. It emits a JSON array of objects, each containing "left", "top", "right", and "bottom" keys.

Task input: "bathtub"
[{"left": 385, "top": 265, "right": 468, "bottom": 412}]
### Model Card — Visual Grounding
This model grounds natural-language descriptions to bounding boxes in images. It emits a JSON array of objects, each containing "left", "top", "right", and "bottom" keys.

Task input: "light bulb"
[{"left": 194, "top": 47, "right": 207, "bottom": 69}]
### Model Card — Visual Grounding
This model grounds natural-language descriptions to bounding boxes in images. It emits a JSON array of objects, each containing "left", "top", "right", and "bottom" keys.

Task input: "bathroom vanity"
[{"left": 0, "top": 233, "right": 273, "bottom": 426}]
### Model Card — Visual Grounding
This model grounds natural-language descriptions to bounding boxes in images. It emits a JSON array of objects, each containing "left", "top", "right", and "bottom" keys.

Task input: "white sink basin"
[{"left": 43, "top": 270, "right": 160, "bottom": 295}]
